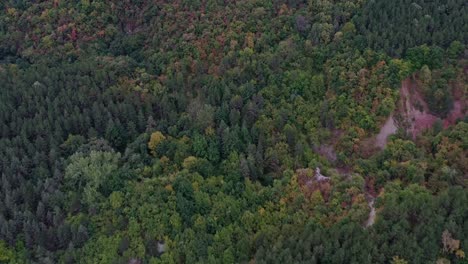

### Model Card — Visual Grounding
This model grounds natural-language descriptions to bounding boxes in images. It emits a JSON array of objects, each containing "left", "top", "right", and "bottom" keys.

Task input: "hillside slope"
[{"left": 0, "top": 0, "right": 466, "bottom": 263}]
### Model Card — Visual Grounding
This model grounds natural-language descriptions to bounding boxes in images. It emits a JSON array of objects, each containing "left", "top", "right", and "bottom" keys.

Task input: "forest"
[{"left": 0, "top": 0, "right": 466, "bottom": 263}]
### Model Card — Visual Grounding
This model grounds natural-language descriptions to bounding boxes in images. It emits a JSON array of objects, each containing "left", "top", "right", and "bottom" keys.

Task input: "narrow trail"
[
  {"left": 315, "top": 77, "right": 465, "bottom": 228},
  {"left": 375, "top": 114, "right": 397, "bottom": 148},
  {"left": 365, "top": 195, "right": 376, "bottom": 227},
  {"left": 336, "top": 169, "right": 377, "bottom": 228}
]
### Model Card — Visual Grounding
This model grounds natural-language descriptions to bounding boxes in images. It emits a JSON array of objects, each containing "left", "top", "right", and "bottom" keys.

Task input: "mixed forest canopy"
[{"left": 0, "top": 0, "right": 467, "bottom": 263}]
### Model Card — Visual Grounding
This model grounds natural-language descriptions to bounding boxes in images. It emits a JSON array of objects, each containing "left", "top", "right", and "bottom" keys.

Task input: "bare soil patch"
[{"left": 396, "top": 77, "right": 466, "bottom": 138}]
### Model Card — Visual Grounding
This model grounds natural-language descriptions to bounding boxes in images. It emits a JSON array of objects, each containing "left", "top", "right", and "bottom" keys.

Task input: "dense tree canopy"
[{"left": 0, "top": 0, "right": 466, "bottom": 263}]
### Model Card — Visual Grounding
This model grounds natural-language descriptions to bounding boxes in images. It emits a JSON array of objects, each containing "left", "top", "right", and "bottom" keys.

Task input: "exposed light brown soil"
[
  {"left": 375, "top": 114, "right": 398, "bottom": 148},
  {"left": 373, "top": 77, "right": 466, "bottom": 149},
  {"left": 365, "top": 197, "right": 376, "bottom": 227},
  {"left": 398, "top": 78, "right": 439, "bottom": 138},
  {"left": 397, "top": 78, "right": 466, "bottom": 139}
]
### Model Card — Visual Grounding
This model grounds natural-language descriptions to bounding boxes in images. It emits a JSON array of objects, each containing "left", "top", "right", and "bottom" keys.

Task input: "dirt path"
[
  {"left": 375, "top": 114, "right": 397, "bottom": 148},
  {"left": 365, "top": 196, "right": 376, "bottom": 227}
]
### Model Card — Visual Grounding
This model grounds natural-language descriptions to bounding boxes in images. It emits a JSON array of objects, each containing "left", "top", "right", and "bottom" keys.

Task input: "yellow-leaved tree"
[{"left": 148, "top": 131, "right": 166, "bottom": 156}]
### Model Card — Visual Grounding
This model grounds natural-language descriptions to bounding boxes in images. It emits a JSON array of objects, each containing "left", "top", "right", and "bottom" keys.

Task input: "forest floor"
[
  {"left": 373, "top": 77, "right": 466, "bottom": 148},
  {"left": 314, "top": 77, "right": 466, "bottom": 228},
  {"left": 397, "top": 78, "right": 466, "bottom": 139},
  {"left": 375, "top": 114, "right": 398, "bottom": 148},
  {"left": 443, "top": 82, "right": 466, "bottom": 127},
  {"left": 362, "top": 77, "right": 466, "bottom": 227},
  {"left": 398, "top": 78, "right": 439, "bottom": 138},
  {"left": 365, "top": 196, "right": 376, "bottom": 227},
  {"left": 315, "top": 144, "right": 337, "bottom": 162}
]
